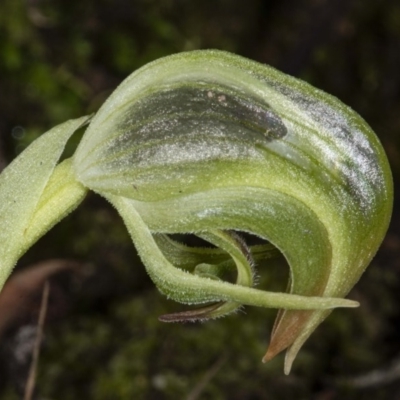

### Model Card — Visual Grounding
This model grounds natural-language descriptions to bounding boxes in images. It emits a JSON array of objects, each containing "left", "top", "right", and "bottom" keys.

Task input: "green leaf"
[{"left": 0, "top": 116, "right": 90, "bottom": 290}]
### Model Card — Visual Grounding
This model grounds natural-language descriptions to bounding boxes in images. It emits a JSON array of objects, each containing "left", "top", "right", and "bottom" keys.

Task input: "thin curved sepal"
[
  {"left": 153, "top": 233, "right": 279, "bottom": 271},
  {"left": 106, "top": 193, "right": 358, "bottom": 310},
  {"left": 160, "top": 230, "right": 255, "bottom": 321},
  {"left": 153, "top": 231, "right": 281, "bottom": 322},
  {"left": 155, "top": 232, "right": 280, "bottom": 321},
  {"left": 129, "top": 185, "right": 373, "bottom": 371}
]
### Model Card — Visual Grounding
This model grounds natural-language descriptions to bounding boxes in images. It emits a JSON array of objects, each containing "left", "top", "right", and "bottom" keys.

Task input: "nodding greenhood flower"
[{"left": 0, "top": 50, "right": 393, "bottom": 374}]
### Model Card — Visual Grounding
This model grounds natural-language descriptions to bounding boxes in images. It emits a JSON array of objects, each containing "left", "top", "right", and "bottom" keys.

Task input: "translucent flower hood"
[{"left": 0, "top": 50, "right": 393, "bottom": 374}]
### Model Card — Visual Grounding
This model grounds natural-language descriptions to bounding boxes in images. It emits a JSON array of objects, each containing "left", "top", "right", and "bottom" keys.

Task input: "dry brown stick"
[
  {"left": 24, "top": 280, "right": 50, "bottom": 400},
  {"left": 186, "top": 354, "right": 227, "bottom": 400}
]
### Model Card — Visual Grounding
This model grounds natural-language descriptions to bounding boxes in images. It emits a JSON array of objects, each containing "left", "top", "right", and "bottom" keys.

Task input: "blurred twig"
[
  {"left": 0, "top": 259, "right": 82, "bottom": 337},
  {"left": 186, "top": 354, "right": 227, "bottom": 400},
  {"left": 335, "top": 355, "right": 400, "bottom": 389},
  {"left": 23, "top": 281, "right": 50, "bottom": 400}
]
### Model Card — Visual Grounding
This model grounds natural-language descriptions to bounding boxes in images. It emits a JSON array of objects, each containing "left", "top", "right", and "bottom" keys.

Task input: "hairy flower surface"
[{"left": 0, "top": 50, "right": 393, "bottom": 373}]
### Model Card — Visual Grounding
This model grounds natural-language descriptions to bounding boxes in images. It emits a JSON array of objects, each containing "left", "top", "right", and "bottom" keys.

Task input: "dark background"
[{"left": 1, "top": 0, "right": 400, "bottom": 399}]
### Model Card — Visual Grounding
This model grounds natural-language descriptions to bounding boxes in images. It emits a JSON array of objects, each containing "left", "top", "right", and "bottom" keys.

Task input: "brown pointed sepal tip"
[
  {"left": 262, "top": 310, "right": 314, "bottom": 364},
  {"left": 159, "top": 302, "right": 224, "bottom": 323},
  {"left": 262, "top": 341, "right": 286, "bottom": 364}
]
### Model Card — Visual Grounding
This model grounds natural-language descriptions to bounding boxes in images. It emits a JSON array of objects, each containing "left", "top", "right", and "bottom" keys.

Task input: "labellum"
[{"left": 0, "top": 50, "right": 393, "bottom": 374}]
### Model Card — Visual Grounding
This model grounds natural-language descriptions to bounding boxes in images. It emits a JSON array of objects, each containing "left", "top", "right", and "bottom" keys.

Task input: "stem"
[{"left": 24, "top": 281, "right": 50, "bottom": 400}]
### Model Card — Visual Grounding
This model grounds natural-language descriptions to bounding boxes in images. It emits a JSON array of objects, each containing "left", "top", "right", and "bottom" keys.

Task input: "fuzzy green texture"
[
  {"left": 0, "top": 116, "right": 90, "bottom": 291},
  {"left": 73, "top": 50, "right": 392, "bottom": 372},
  {"left": 0, "top": 50, "right": 393, "bottom": 374}
]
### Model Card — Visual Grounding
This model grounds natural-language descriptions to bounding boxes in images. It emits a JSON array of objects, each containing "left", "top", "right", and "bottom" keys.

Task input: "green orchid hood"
[{"left": 0, "top": 50, "right": 393, "bottom": 374}]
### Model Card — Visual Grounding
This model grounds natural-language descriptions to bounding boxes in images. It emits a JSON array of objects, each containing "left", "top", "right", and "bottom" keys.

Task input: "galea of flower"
[{"left": 0, "top": 50, "right": 393, "bottom": 374}]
